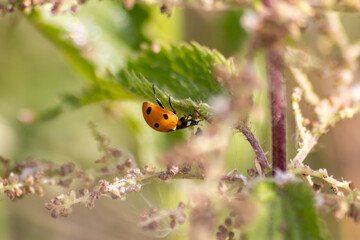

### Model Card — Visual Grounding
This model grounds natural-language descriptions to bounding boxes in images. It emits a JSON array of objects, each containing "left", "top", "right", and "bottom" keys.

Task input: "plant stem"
[
  {"left": 238, "top": 124, "right": 269, "bottom": 172},
  {"left": 267, "top": 46, "right": 287, "bottom": 173}
]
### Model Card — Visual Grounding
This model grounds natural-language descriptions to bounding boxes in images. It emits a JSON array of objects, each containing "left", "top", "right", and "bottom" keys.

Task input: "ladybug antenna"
[
  {"left": 152, "top": 85, "right": 164, "bottom": 109},
  {"left": 168, "top": 96, "right": 176, "bottom": 114}
]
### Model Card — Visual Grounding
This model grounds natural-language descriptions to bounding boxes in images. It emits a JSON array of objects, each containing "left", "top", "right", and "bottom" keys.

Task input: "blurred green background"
[{"left": 0, "top": 2, "right": 359, "bottom": 240}]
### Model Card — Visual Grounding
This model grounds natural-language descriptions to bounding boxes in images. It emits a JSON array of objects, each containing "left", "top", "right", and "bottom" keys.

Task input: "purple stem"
[
  {"left": 267, "top": 46, "right": 286, "bottom": 173},
  {"left": 239, "top": 125, "right": 269, "bottom": 172}
]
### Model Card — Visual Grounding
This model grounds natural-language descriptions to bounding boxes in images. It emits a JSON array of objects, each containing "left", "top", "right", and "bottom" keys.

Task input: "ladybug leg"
[
  {"left": 152, "top": 85, "right": 165, "bottom": 109},
  {"left": 168, "top": 96, "right": 176, "bottom": 114}
]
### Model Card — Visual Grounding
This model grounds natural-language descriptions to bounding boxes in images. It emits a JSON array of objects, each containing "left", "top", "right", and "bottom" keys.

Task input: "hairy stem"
[
  {"left": 238, "top": 124, "right": 269, "bottom": 172},
  {"left": 267, "top": 46, "right": 287, "bottom": 173},
  {"left": 289, "top": 163, "right": 353, "bottom": 193}
]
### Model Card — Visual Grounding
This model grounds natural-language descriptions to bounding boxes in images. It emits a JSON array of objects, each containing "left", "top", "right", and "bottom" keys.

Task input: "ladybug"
[{"left": 142, "top": 86, "right": 200, "bottom": 132}]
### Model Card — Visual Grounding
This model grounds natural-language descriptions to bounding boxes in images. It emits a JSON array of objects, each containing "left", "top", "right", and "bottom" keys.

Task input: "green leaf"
[
  {"left": 27, "top": 2, "right": 152, "bottom": 120},
  {"left": 28, "top": 2, "right": 152, "bottom": 77},
  {"left": 29, "top": 4, "right": 228, "bottom": 120},
  {"left": 116, "top": 42, "right": 230, "bottom": 118},
  {"left": 247, "top": 179, "right": 327, "bottom": 240}
]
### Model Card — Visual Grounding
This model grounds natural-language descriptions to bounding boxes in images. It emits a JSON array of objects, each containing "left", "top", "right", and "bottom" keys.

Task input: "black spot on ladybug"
[
  {"left": 146, "top": 107, "right": 152, "bottom": 115},
  {"left": 154, "top": 123, "right": 159, "bottom": 128},
  {"left": 163, "top": 114, "right": 168, "bottom": 120}
]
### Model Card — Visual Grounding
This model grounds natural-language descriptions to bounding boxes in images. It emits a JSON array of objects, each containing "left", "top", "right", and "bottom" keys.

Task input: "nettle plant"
[{"left": 1, "top": 0, "right": 360, "bottom": 239}]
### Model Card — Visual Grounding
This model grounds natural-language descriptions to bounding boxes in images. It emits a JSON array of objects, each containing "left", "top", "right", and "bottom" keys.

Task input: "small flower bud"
[
  {"left": 158, "top": 172, "right": 168, "bottom": 180},
  {"left": 8, "top": 173, "right": 19, "bottom": 184},
  {"left": 349, "top": 182, "right": 356, "bottom": 191},
  {"left": 25, "top": 175, "right": 34, "bottom": 185},
  {"left": 218, "top": 225, "right": 227, "bottom": 233},
  {"left": 79, "top": 188, "right": 89, "bottom": 196},
  {"left": 15, "top": 188, "right": 23, "bottom": 197},
  {"left": 99, "top": 186, "right": 107, "bottom": 194},
  {"left": 170, "top": 218, "right": 176, "bottom": 229},
  {"left": 178, "top": 202, "right": 186, "bottom": 209},
  {"left": 134, "top": 184, "right": 142, "bottom": 192},
  {"left": 34, "top": 170, "right": 43, "bottom": 182},
  {"left": 51, "top": 209, "right": 59, "bottom": 219},
  {"left": 60, "top": 163, "right": 75, "bottom": 176},
  {"left": 125, "top": 158, "right": 133, "bottom": 168},
  {"left": 110, "top": 148, "right": 122, "bottom": 158},
  {"left": 167, "top": 165, "right": 179, "bottom": 175},
  {"left": 53, "top": 198, "right": 62, "bottom": 206},
  {"left": 86, "top": 200, "right": 95, "bottom": 209},
  {"left": 177, "top": 212, "right": 186, "bottom": 224},
  {"left": 180, "top": 164, "right": 191, "bottom": 173},
  {"left": 27, "top": 186, "right": 35, "bottom": 194},
  {"left": 7, "top": 190, "right": 15, "bottom": 200},
  {"left": 117, "top": 163, "right": 125, "bottom": 171},
  {"left": 45, "top": 202, "right": 55, "bottom": 210},
  {"left": 225, "top": 218, "right": 232, "bottom": 227},
  {"left": 60, "top": 208, "right": 69, "bottom": 217}
]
